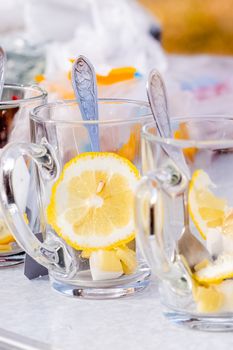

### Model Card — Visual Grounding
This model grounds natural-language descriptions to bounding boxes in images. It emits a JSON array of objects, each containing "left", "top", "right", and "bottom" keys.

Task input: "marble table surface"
[{"left": 1, "top": 265, "right": 233, "bottom": 350}]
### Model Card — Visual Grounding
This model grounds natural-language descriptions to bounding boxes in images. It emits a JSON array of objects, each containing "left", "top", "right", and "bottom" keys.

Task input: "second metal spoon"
[{"left": 147, "top": 69, "right": 211, "bottom": 270}]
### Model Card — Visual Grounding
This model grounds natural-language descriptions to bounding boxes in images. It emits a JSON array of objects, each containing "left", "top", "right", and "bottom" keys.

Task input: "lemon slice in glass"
[
  {"left": 194, "top": 254, "right": 233, "bottom": 285},
  {"left": 193, "top": 284, "right": 224, "bottom": 313},
  {"left": 47, "top": 152, "right": 140, "bottom": 250},
  {"left": 188, "top": 169, "right": 227, "bottom": 239},
  {"left": 0, "top": 218, "right": 15, "bottom": 245}
]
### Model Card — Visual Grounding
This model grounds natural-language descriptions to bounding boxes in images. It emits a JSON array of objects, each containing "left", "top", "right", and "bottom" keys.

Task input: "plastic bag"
[{"left": 31, "top": 0, "right": 166, "bottom": 101}]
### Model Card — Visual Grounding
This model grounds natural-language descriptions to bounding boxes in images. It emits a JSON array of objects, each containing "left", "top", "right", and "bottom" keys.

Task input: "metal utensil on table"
[
  {"left": 0, "top": 47, "right": 6, "bottom": 100},
  {"left": 147, "top": 69, "right": 211, "bottom": 270},
  {"left": 71, "top": 55, "right": 100, "bottom": 152}
]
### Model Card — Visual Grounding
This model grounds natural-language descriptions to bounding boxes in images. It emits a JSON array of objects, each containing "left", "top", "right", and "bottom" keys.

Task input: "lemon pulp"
[
  {"left": 47, "top": 152, "right": 140, "bottom": 250},
  {"left": 188, "top": 169, "right": 226, "bottom": 239}
]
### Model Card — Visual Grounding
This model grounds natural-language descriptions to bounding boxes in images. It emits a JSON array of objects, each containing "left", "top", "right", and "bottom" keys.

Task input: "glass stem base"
[
  {"left": 50, "top": 268, "right": 151, "bottom": 299},
  {"left": 164, "top": 311, "right": 233, "bottom": 332}
]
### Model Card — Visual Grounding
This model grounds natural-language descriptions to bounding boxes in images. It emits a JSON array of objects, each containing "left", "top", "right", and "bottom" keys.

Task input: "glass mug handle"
[
  {"left": 135, "top": 170, "right": 192, "bottom": 294},
  {"left": 0, "top": 140, "right": 74, "bottom": 275}
]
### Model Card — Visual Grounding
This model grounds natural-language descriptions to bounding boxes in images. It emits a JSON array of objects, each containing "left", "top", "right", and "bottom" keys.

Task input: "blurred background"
[
  {"left": 140, "top": 0, "right": 233, "bottom": 54},
  {"left": 1, "top": 0, "right": 233, "bottom": 115}
]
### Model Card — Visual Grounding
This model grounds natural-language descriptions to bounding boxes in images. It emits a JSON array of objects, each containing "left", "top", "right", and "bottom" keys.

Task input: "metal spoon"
[
  {"left": 0, "top": 47, "right": 6, "bottom": 100},
  {"left": 147, "top": 69, "right": 211, "bottom": 270},
  {"left": 72, "top": 55, "right": 100, "bottom": 151},
  {"left": 147, "top": 69, "right": 190, "bottom": 180}
]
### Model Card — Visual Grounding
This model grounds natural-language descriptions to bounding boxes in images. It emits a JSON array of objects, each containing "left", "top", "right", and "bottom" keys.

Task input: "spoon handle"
[
  {"left": 147, "top": 69, "right": 171, "bottom": 138},
  {"left": 0, "top": 47, "right": 6, "bottom": 101},
  {"left": 72, "top": 55, "right": 100, "bottom": 151},
  {"left": 147, "top": 69, "right": 190, "bottom": 180}
]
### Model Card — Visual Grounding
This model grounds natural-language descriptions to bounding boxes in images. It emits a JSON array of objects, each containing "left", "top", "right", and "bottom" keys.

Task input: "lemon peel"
[
  {"left": 0, "top": 218, "right": 15, "bottom": 245},
  {"left": 194, "top": 254, "right": 233, "bottom": 285},
  {"left": 47, "top": 152, "right": 140, "bottom": 250},
  {"left": 188, "top": 169, "right": 226, "bottom": 239}
]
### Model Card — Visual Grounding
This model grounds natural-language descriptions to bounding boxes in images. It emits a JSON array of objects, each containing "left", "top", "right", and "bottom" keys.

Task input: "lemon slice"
[
  {"left": 0, "top": 218, "right": 15, "bottom": 245},
  {"left": 194, "top": 254, "right": 233, "bottom": 284},
  {"left": 193, "top": 284, "right": 224, "bottom": 313},
  {"left": 188, "top": 169, "right": 226, "bottom": 239},
  {"left": 47, "top": 152, "right": 140, "bottom": 250}
]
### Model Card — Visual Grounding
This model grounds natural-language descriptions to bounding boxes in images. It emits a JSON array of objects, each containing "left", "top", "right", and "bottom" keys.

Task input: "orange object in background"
[
  {"left": 174, "top": 122, "right": 197, "bottom": 162},
  {"left": 67, "top": 66, "right": 139, "bottom": 85},
  {"left": 35, "top": 74, "right": 45, "bottom": 83},
  {"left": 117, "top": 125, "right": 140, "bottom": 162},
  {"left": 96, "top": 67, "right": 138, "bottom": 85},
  {"left": 38, "top": 65, "right": 141, "bottom": 100}
]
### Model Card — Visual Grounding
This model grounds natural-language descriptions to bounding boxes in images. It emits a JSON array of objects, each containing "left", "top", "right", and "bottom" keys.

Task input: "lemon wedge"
[
  {"left": 0, "top": 243, "right": 13, "bottom": 252},
  {"left": 188, "top": 169, "right": 226, "bottom": 239},
  {"left": 193, "top": 284, "right": 224, "bottom": 313},
  {"left": 0, "top": 218, "right": 15, "bottom": 245},
  {"left": 47, "top": 152, "right": 140, "bottom": 250},
  {"left": 194, "top": 254, "right": 233, "bottom": 284},
  {"left": 116, "top": 245, "right": 137, "bottom": 274},
  {"left": 89, "top": 249, "right": 123, "bottom": 281},
  {"left": 89, "top": 245, "right": 137, "bottom": 280}
]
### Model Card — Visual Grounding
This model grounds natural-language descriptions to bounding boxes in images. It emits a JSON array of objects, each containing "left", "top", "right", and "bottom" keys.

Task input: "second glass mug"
[
  {"left": 0, "top": 99, "right": 152, "bottom": 298},
  {"left": 136, "top": 116, "right": 233, "bottom": 331},
  {"left": 0, "top": 83, "right": 47, "bottom": 267}
]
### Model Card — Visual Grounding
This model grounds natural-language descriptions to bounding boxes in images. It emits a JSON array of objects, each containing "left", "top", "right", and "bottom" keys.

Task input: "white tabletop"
[{"left": 1, "top": 265, "right": 233, "bottom": 350}]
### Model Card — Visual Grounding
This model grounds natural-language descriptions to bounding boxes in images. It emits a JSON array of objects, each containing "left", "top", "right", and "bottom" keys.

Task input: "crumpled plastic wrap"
[
  {"left": 30, "top": 0, "right": 166, "bottom": 101},
  {"left": 0, "top": 0, "right": 24, "bottom": 35}
]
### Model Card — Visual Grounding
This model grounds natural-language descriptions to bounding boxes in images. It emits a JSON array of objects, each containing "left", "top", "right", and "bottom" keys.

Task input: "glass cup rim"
[
  {"left": 142, "top": 115, "right": 233, "bottom": 149},
  {"left": 0, "top": 83, "right": 47, "bottom": 106},
  {"left": 30, "top": 98, "right": 152, "bottom": 125}
]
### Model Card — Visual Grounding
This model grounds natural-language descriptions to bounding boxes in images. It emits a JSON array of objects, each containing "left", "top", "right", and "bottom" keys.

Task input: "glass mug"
[
  {"left": 0, "top": 99, "right": 152, "bottom": 298},
  {"left": 0, "top": 83, "right": 47, "bottom": 267},
  {"left": 136, "top": 116, "right": 233, "bottom": 331}
]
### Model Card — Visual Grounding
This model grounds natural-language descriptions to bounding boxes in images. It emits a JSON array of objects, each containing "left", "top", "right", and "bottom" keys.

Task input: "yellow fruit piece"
[
  {"left": 194, "top": 254, "right": 233, "bottom": 284},
  {"left": 188, "top": 169, "right": 226, "bottom": 239},
  {"left": 199, "top": 208, "right": 224, "bottom": 221},
  {"left": 80, "top": 249, "right": 92, "bottom": 259},
  {"left": 47, "top": 152, "right": 140, "bottom": 250},
  {"left": 0, "top": 219, "right": 15, "bottom": 245},
  {"left": 194, "top": 259, "right": 210, "bottom": 272},
  {"left": 0, "top": 243, "right": 12, "bottom": 252},
  {"left": 89, "top": 249, "right": 123, "bottom": 281},
  {"left": 115, "top": 245, "right": 137, "bottom": 274},
  {"left": 222, "top": 210, "right": 233, "bottom": 235},
  {"left": 193, "top": 284, "right": 224, "bottom": 313},
  {"left": 93, "top": 250, "right": 123, "bottom": 272}
]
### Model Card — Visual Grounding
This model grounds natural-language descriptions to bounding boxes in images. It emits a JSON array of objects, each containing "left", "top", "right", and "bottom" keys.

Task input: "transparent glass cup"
[
  {"left": 136, "top": 116, "right": 233, "bottom": 331},
  {"left": 0, "top": 99, "right": 152, "bottom": 298},
  {"left": 0, "top": 84, "right": 47, "bottom": 267}
]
